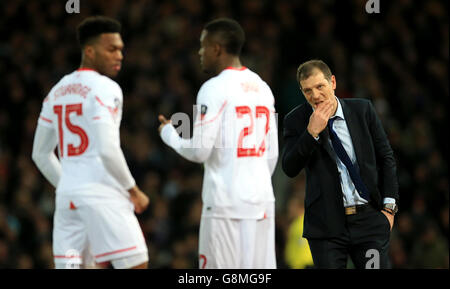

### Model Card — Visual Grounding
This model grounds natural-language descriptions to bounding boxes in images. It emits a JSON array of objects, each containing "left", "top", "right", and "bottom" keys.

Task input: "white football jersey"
[
  {"left": 161, "top": 67, "right": 278, "bottom": 219},
  {"left": 38, "top": 68, "right": 126, "bottom": 199}
]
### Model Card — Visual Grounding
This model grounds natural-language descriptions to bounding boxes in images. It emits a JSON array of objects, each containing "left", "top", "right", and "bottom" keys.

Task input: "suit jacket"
[{"left": 282, "top": 98, "right": 399, "bottom": 239}]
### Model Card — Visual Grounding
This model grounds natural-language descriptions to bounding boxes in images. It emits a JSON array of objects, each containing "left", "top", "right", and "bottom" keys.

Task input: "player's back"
[
  {"left": 200, "top": 67, "right": 277, "bottom": 218},
  {"left": 38, "top": 69, "right": 125, "bottom": 199}
]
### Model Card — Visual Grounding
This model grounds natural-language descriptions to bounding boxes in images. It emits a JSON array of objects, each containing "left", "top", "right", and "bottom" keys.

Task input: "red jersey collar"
[
  {"left": 77, "top": 67, "right": 97, "bottom": 72},
  {"left": 224, "top": 66, "right": 247, "bottom": 71}
]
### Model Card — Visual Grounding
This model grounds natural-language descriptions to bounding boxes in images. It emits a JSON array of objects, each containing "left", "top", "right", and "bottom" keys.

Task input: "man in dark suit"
[{"left": 282, "top": 59, "right": 399, "bottom": 269}]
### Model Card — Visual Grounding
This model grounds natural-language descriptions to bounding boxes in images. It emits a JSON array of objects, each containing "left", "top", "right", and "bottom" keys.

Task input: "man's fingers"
[
  {"left": 317, "top": 100, "right": 335, "bottom": 119},
  {"left": 316, "top": 104, "right": 331, "bottom": 118},
  {"left": 158, "top": 114, "right": 167, "bottom": 123},
  {"left": 159, "top": 114, "right": 172, "bottom": 123},
  {"left": 134, "top": 201, "right": 148, "bottom": 214},
  {"left": 324, "top": 103, "right": 335, "bottom": 118}
]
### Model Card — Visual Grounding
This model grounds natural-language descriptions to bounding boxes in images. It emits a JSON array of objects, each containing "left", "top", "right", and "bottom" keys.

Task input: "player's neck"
[
  {"left": 79, "top": 63, "right": 97, "bottom": 71},
  {"left": 217, "top": 57, "right": 242, "bottom": 74},
  {"left": 79, "top": 56, "right": 97, "bottom": 72}
]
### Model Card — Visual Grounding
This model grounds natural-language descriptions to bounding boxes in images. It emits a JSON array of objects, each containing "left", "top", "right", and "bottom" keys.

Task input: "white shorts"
[
  {"left": 198, "top": 210, "right": 276, "bottom": 269},
  {"left": 53, "top": 193, "right": 148, "bottom": 268}
]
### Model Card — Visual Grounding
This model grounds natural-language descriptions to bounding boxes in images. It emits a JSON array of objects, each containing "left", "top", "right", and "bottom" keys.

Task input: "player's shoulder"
[
  {"left": 53, "top": 72, "right": 73, "bottom": 87},
  {"left": 202, "top": 73, "right": 225, "bottom": 89},
  {"left": 71, "top": 70, "right": 121, "bottom": 93},
  {"left": 242, "top": 68, "right": 269, "bottom": 88},
  {"left": 246, "top": 68, "right": 275, "bottom": 101},
  {"left": 87, "top": 74, "right": 123, "bottom": 106},
  {"left": 196, "top": 76, "right": 228, "bottom": 107},
  {"left": 96, "top": 74, "right": 122, "bottom": 93},
  {"left": 44, "top": 73, "right": 72, "bottom": 101},
  {"left": 198, "top": 75, "right": 225, "bottom": 97},
  {"left": 244, "top": 67, "right": 260, "bottom": 78}
]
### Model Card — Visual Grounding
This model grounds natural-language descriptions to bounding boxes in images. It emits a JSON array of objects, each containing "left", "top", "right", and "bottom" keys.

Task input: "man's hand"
[
  {"left": 307, "top": 98, "right": 336, "bottom": 138},
  {"left": 381, "top": 210, "right": 394, "bottom": 231},
  {"left": 158, "top": 114, "right": 171, "bottom": 133},
  {"left": 128, "top": 186, "right": 149, "bottom": 214}
]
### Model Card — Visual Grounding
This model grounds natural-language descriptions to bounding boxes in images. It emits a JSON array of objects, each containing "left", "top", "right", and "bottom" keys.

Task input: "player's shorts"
[
  {"left": 53, "top": 192, "right": 148, "bottom": 269},
  {"left": 198, "top": 204, "right": 276, "bottom": 269}
]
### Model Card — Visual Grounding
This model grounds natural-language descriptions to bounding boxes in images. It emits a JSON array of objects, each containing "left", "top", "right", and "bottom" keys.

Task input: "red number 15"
[{"left": 53, "top": 103, "right": 89, "bottom": 157}]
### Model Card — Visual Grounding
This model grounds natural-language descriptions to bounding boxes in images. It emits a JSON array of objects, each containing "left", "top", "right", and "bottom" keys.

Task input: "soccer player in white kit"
[
  {"left": 158, "top": 18, "right": 278, "bottom": 269},
  {"left": 32, "top": 16, "right": 149, "bottom": 269}
]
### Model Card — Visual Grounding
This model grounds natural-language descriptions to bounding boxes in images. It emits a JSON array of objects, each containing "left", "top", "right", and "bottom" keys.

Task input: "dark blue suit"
[{"left": 282, "top": 98, "right": 399, "bottom": 268}]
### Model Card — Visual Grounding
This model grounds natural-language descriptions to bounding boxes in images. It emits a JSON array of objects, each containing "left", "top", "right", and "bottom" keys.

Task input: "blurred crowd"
[{"left": 0, "top": 0, "right": 448, "bottom": 269}]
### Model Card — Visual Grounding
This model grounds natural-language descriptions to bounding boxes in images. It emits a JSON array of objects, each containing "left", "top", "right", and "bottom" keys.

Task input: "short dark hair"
[
  {"left": 297, "top": 59, "right": 332, "bottom": 87},
  {"left": 77, "top": 16, "right": 121, "bottom": 47},
  {"left": 204, "top": 18, "right": 245, "bottom": 56}
]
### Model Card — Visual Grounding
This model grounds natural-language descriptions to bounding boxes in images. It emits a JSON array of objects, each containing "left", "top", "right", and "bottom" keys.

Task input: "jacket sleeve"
[
  {"left": 281, "top": 110, "right": 320, "bottom": 178},
  {"left": 366, "top": 101, "right": 399, "bottom": 201}
]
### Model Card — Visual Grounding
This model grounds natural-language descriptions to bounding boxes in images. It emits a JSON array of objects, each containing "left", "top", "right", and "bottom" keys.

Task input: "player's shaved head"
[
  {"left": 204, "top": 18, "right": 245, "bottom": 56},
  {"left": 77, "top": 16, "right": 121, "bottom": 48}
]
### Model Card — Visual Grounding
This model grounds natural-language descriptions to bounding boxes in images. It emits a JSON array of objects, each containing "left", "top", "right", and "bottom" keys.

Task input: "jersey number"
[
  {"left": 235, "top": 105, "right": 270, "bottom": 158},
  {"left": 53, "top": 104, "right": 89, "bottom": 157}
]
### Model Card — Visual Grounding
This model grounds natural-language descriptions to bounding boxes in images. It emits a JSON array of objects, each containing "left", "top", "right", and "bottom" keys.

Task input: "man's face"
[
  {"left": 300, "top": 69, "right": 336, "bottom": 110},
  {"left": 198, "top": 30, "right": 217, "bottom": 73},
  {"left": 88, "top": 33, "right": 124, "bottom": 78}
]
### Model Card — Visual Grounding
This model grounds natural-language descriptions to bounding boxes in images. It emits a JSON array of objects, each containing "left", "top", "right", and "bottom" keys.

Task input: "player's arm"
[
  {"left": 266, "top": 106, "right": 279, "bottom": 176},
  {"left": 158, "top": 115, "right": 215, "bottom": 163},
  {"left": 92, "top": 122, "right": 149, "bottom": 213},
  {"left": 92, "top": 85, "right": 148, "bottom": 213},
  {"left": 32, "top": 124, "right": 62, "bottom": 188},
  {"left": 158, "top": 82, "right": 222, "bottom": 163},
  {"left": 92, "top": 122, "right": 136, "bottom": 190}
]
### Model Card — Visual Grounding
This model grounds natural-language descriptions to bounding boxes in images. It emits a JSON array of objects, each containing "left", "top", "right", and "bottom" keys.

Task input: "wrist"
[
  {"left": 382, "top": 208, "right": 394, "bottom": 216},
  {"left": 382, "top": 203, "right": 398, "bottom": 215},
  {"left": 307, "top": 128, "right": 319, "bottom": 139},
  {"left": 128, "top": 185, "right": 140, "bottom": 196}
]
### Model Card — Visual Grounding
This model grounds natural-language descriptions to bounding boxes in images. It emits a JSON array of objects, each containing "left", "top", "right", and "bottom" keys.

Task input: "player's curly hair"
[
  {"left": 77, "top": 16, "right": 121, "bottom": 48},
  {"left": 204, "top": 18, "right": 245, "bottom": 56}
]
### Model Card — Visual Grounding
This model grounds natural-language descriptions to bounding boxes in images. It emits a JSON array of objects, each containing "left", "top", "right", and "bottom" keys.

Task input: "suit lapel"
[{"left": 340, "top": 99, "right": 363, "bottom": 167}]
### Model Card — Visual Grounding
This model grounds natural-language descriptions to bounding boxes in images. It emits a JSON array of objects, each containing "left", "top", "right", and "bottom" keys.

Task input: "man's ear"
[
  {"left": 213, "top": 43, "right": 222, "bottom": 57},
  {"left": 331, "top": 75, "right": 336, "bottom": 90},
  {"left": 83, "top": 45, "right": 95, "bottom": 61}
]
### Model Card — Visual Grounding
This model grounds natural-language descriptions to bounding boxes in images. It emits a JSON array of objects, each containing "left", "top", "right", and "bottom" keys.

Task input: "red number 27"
[
  {"left": 235, "top": 105, "right": 270, "bottom": 158},
  {"left": 53, "top": 104, "right": 89, "bottom": 157}
]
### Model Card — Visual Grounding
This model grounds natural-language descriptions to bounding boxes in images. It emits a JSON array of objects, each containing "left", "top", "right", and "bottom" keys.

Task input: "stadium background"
[{"left": 0, "top": 0, "right": 447, "bottom": 268}]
